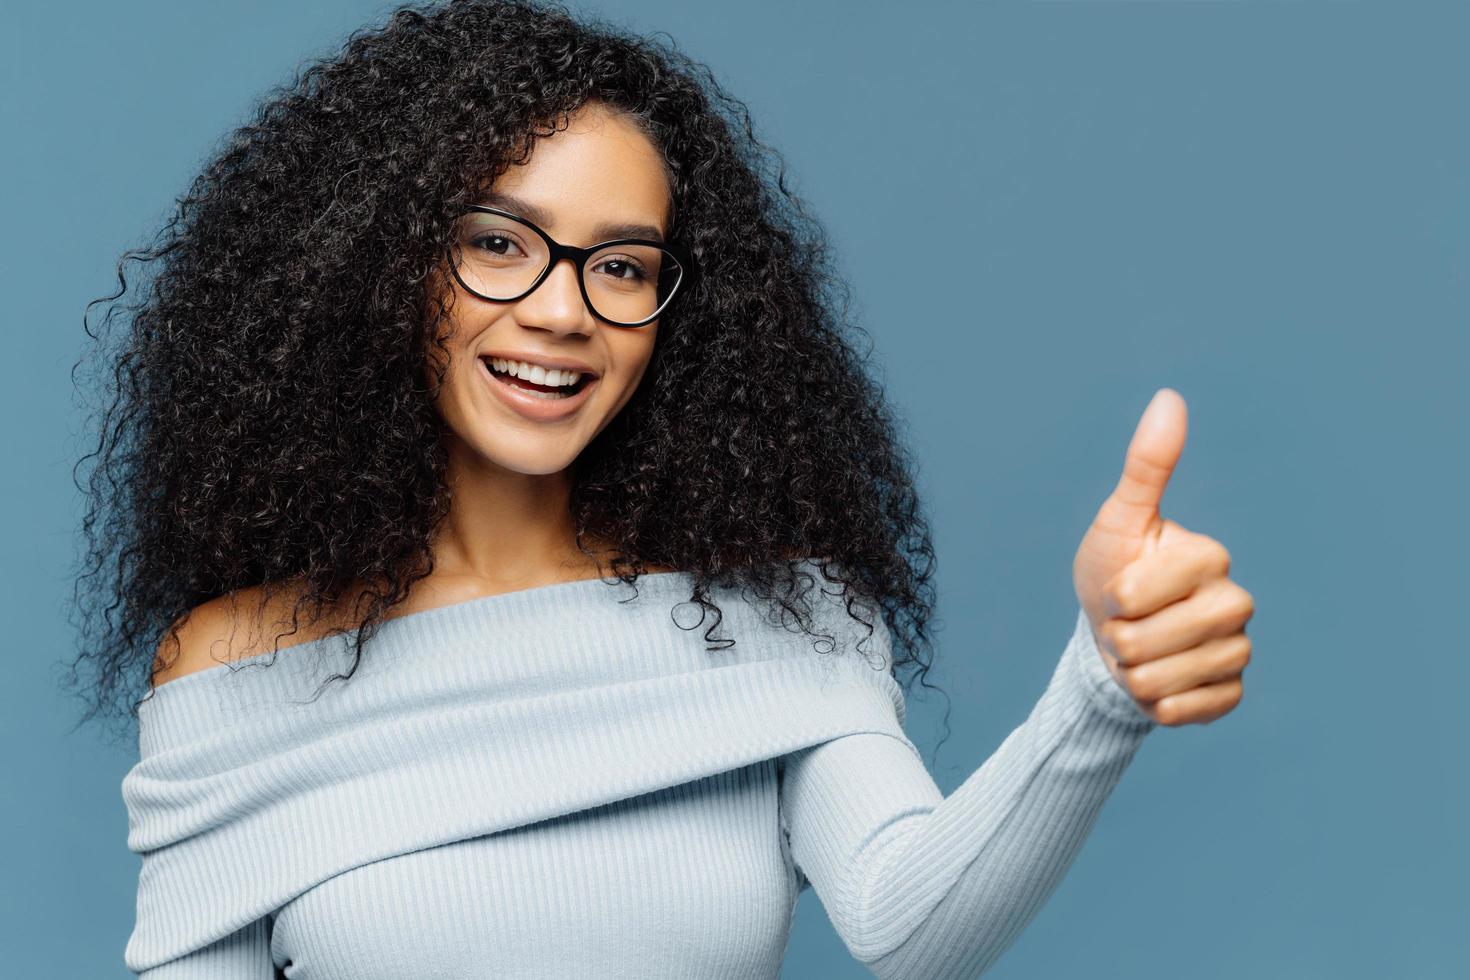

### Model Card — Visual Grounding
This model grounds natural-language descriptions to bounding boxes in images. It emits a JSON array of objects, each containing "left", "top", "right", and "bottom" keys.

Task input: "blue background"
[{"left": 4, "top": 1, "right": 1464, "bottom": 976}]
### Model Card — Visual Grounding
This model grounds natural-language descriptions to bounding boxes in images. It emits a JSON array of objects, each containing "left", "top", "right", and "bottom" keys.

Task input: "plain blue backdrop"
[{"left": 3, "top": 1, "right": 1464, "bottom": 976}]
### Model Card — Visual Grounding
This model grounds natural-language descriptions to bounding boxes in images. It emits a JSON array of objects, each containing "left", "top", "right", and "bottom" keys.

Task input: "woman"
[{"left": 75, "top": 1, "right": 1254, "bottom": 977}]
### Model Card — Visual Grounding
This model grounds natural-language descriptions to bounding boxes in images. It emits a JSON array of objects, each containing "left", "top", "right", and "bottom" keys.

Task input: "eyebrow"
[{"left": 473, "top": 191, "right": 667, "bottom": 244}]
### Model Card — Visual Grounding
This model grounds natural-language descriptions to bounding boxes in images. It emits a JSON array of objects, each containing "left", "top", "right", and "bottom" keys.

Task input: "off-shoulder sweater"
[{"left": 121, "top": 564, "right": 1157, "bottom": 979}]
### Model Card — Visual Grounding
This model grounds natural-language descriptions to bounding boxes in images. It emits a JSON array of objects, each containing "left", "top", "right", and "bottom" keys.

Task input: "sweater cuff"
[{"left": 1063, "top": 605, "right": 1158, "bottom": 728}]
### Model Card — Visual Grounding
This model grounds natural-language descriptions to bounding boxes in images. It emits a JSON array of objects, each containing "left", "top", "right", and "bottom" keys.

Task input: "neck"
[{"left": 430, "top": 440, "right": 610, "bottom": 592}]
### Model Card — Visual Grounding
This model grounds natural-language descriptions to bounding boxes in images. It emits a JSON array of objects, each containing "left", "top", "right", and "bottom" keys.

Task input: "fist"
[{"left": 1073, "top": 389, "right": 1255, "bottom": 726}]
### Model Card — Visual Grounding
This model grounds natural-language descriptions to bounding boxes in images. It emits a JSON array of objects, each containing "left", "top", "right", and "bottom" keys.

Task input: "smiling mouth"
[{"left": 480, "top": 358, "right": 594, "bottom": 399}]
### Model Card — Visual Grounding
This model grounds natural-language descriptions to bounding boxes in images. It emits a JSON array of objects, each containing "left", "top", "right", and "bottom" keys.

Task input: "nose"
[{"left": 514, "top": 256, "right": 594, "bottom": 336}]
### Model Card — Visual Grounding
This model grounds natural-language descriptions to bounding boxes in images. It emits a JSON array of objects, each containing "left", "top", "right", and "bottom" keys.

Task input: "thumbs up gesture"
[{"left": 1072, "top": 389, "right": 1255, "bottom": 726}]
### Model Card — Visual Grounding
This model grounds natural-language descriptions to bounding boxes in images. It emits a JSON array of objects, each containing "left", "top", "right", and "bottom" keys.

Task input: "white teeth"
[{"left": 487, "top": 357, "right": 585, "bottom": 387}]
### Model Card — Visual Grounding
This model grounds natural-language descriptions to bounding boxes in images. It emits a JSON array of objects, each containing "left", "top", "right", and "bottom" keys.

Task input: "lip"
[
  {"left": 479, "top": 356, "right": 598, "bottom": 422},
  {"left": 480, "top": 351, "right": 601, "bottom": 379}
]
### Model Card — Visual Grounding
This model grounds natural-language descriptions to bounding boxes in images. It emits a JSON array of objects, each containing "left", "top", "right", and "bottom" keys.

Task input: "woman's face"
[{"left": 429, "top": 103, "right": 672, "bottom": 476}]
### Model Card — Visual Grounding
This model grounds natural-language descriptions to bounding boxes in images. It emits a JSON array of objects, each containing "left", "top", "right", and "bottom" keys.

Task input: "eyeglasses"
[{"left": 445, "top": 205, "right": 695, "bottom": 328}]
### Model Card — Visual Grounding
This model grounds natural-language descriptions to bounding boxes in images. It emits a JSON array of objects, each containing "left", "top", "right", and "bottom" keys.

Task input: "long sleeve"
[
  {"left": 134, "top": 917, "right": 277, "bottom": 979},
  {"left": 778, "top": 605, "right": 1157, "bottom": 979}
]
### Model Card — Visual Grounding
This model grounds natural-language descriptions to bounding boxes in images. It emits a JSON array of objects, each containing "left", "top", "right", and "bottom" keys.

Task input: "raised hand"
[{"left": 1072, "top": 388, "right": 1254, "bottom": 726}]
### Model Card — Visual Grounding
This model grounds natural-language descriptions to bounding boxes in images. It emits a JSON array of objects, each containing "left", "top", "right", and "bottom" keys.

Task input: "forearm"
[
  {"left": 783, "top": 607, "right": 1155, "bottom": 980},
  {"left": 860, "top": 609, "right": 1153, "bottom": 978}
]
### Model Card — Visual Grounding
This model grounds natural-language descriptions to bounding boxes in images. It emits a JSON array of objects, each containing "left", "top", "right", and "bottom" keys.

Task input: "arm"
[
  {"left": 778, "top": 606, "right": 1156, "bottom": 980},
  {"left": 132, "top": 917, "right": 278, "bottom": 979}
]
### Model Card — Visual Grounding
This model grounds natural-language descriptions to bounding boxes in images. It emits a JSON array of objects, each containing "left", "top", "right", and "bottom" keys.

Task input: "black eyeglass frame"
[{"left": 445, "top": 204, "right": 697, "bottom": 328}]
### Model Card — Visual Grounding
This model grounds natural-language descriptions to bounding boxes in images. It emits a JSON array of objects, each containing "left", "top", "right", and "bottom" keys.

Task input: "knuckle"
[
  {"left": 1232, "top": 635, "right": 1253, "bottom": 671},
  {"left": 1209, "top": 538, "right": 1232, "bottom": 575},
  {"left": 1125, "top": 665, "right": 1154, "bottom": 702},
  {"left": 1217, "top": 583, "right": 1252, "bottom": 621},
  {"left": 1231, "top": 587, "right": 1255, "bottom": 622},
  {"left": 1156, "top": 698, "right": 1181, "bottom": 727},
  {"left": 1108, "top": 581, "right": 1134, "bottom": 616},
  {"left": 1108, "top": 623, "right": 1140, "bottom": 663}
]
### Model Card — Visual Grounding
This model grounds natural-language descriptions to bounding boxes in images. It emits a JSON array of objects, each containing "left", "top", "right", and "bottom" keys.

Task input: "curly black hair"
[{"left": 66, "top": 0, "right": 949, "bottom": 755}]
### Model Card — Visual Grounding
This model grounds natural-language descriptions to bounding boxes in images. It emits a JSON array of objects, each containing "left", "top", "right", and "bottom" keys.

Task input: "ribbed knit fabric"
[{"left": 122, "top": 563, "right": 1156, "bottom": 979}]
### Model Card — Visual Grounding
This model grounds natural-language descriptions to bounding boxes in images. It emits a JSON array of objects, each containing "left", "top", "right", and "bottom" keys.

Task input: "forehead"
[{"left": 479, "top": 105, "right": 672, "bottom": 239}]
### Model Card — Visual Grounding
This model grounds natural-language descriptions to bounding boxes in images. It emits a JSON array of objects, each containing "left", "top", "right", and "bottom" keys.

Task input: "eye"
[
  {"left": 469, "top": 233, "right": 527, "bottom": 258},
  {"left": 592, "top": 256, "right": 648, "bottom": 282}
]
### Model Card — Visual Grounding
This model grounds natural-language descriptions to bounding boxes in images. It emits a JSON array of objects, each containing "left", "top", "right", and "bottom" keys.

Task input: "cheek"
[
  {"left": 621, "top": 331, "right": 658, "bottom": 385},
  {"left": 611, "top": 343, "right": 657, "bottom": 406},
  {"left": 426, "top": 348, "right": 483, "bottom": 431},
  {"left": 587, "top": 338, "right": 656, "bottom": 426}
]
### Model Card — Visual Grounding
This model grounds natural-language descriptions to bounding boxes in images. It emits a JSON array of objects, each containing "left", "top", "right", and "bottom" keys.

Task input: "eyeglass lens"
[{"left": 451, "top": 211, "right": 684, "bottom": 325}]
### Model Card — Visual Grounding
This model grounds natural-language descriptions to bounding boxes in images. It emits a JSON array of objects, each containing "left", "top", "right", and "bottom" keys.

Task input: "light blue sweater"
[{"left": 122, "top": 563, "right": 1156, "bottom": 978}]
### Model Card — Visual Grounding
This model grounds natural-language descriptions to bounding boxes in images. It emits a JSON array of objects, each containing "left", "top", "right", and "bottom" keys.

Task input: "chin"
[{"left": 473, "top": 438, "right": 583, "bottom": 477}]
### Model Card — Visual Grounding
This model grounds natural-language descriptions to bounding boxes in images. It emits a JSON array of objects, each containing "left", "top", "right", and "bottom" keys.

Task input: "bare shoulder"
[{"left": 149, "top": 583, "right": 346, "bottom": 690}]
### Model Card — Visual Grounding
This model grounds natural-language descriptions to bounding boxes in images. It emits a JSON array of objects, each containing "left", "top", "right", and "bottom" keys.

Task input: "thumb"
[{"left": 1097, "top": 387, "right": 1189, "bottom": 538}]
